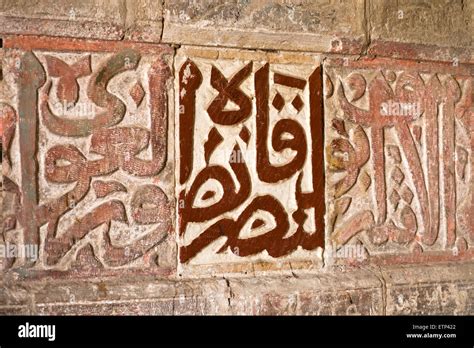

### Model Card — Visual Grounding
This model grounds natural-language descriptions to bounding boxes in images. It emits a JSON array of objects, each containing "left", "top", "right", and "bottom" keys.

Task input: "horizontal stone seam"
[
  {"left": 29, "top": 291, "right": 380, "bottom": 309},
  {"left": 0, "top": 16, "right": 125, "bottom": 34},
  {"left": 4, "top": 273, "right": 474, "bottom": 290},
  {"left": 0, "top": 14, "right": 122, "bottom": 23},
  {"left": 2, "top": 279, "right": 473, "bottom": 308},
  {"left": 33, "top": 297, "right": 224, "bottom": 306},
  {"left": 161, "top": 19, "right": 367, "bottom": 37},
  {"left": 1, "top": 285, "right": 384, "bottom": 306},
  {"left": 2, "top": 264, "right": 474, "bottom": 290},
  {"left": 385, "top": 281, "right": 474, "bottom": 288},
  {"left": 162, "top": 37, "right": 363, "bottom": 55},
  {"left": 1, "top": 279, "right": 383, "bottom": 289},
  {"left": 160, "top": 30, "right": 472, "bottom": 64},
  {"left": 166, "top": 42, "right": 473, "bottom": 67},
  {"left": 1, "top": 33, "right": 470, "bottom": 67},
  {"left": 0, "top": 304, "right": 28, "bottom": 309}
]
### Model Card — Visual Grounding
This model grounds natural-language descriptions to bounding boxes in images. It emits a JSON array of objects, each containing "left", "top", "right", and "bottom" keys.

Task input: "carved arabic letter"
[
  {"left": 179, "top": 59, "right": 202, "bottom": 184},
  {"left": 42, "top": 50, "right": 141, "bottom": 137},
  {"left": 255, "top": 63, "right": 307, "bottom": 183},
  {"left": 207, "top": 62, "right": 252, "bottom": 125},
  {"left": 18, "top": 52, "right": 46, "bottom": 254}
]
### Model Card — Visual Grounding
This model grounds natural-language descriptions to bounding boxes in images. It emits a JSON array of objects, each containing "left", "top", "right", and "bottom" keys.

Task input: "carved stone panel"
[
  {"left": 175, "top": 47, "right": 325, "bottom": 276},
  {"left": 1, "top": 36, "right": 176, "bottom": 277},
  {"left": 324, "top": 58, "right": 473, "bottom": 265}
]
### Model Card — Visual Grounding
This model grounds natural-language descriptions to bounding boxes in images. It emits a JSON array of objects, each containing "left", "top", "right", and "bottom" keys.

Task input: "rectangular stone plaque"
[
  {"left": 1, "top": 36, "right": 176, "bottom": 278},
  {"left": 324, "top": 58, "right": 473, "bottom": 265},
  {"left": 163, "top": 0, "right": 367, "bottom": 54},
  {"left": 175, "top": 47, "right": 325, "bottom": 276}
]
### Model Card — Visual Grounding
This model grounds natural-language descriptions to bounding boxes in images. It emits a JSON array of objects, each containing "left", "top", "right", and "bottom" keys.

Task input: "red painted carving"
[
  {"left": 177, "top": 52, "right": 325, "bottom": 270},
  {"left": 325, "top": 58, "right": 473, "bottom": 264},
  {"left": 1, "top": 37, "right": 174, "bottom": 275}
]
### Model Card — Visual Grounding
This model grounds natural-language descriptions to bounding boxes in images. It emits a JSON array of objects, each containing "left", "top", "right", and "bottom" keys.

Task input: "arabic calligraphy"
[
  {"left": 1, "top": 41, "right": 175, "bottom": 273},
  {"left": 325, "top": 59, "right": 472, "bottom": 263},
  {"left": 176, "top": 49, "right": 325, "bottom": 268}
]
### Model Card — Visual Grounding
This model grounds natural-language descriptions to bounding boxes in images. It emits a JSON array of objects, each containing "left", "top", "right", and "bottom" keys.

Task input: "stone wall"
[{"left": 0, "top": 0, "right": 473, "bottom": 315}]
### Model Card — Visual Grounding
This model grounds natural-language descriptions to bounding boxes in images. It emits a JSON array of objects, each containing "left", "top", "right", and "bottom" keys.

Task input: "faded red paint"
[
  {"left": 325, "top": 57, "right": 473, "bottom": 266},
  {"left": 368, "top": 40, "right": 473, "bottom": 65},
  {"left": 1, "top": 36, "right": 175, "bottom": 277}
]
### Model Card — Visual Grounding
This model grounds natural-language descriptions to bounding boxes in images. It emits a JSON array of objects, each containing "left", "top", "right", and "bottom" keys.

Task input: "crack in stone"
[
  {"left": 159, "top": 0, "right": 166, "bottom": 42},
  {"left": 359, "top": 0, "right": 372, "bottom": 58},
  {"left": 363, "top": 265, "right": 388, "bottom": 315},
  {"left": 224, "top": 277, "right": 234, "bottom": 310}
]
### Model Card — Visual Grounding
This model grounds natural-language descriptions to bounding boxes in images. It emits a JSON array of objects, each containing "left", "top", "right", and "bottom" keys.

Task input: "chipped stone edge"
[{"left": 162, "top": 21, "right": 366, "bottom": 55}]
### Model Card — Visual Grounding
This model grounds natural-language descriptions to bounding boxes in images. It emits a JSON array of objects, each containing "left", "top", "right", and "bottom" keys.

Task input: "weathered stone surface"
[
  {"left": 1, "top": 262, "right": 473, "bottom": 315},
  {"left": 368, "top": 0, "right": 473, "bottom": 63},
  {"left": 0, "top": 36, "right": 176, "bottom": 278},
  {"left": 31, "top": 277, "right": 229, "bottom": 304},
  {"left": 175, "top": 47, "right": 325, "bottom": 277},
  {"left": 384, "top": 262, "right": 474, "bottom": 314},
  {"left": 0, "top": 281, "right": 31, "bottom": 306},
  {"left": 0, "top": 1, "right": 473, "bottom": 317},
  {"left": 368, "top": 41, "right": 473, "bottom": 65},
  {"left": 324, "top": 57, "right": 473, "bottom": 265},
  {"left": 163, "top": 0, "right": 366, "bottom": 54},
  {"left": 124, "top": 0, "right": 163, "bottom": 42},
  {"left": 34, "top": 278, "right": 231, "bottom": 315},
  {"left": 0, "top": 0, "right": 126, "bottom": 40},
  {"left": 33, "top": 293, "right": 229, "bottom": 315},
  {"left": 0, "top": 305, "right": 31, "bottom": 315},
  {"left": 228, "top": 268, "right": 383, "bottom": 315},
  {"left": 369, "top": 0, "right": 473, "bottom": 47},
  {"left": 35, "top": 300, "right": 175, "bottom": 315},
  {"left": 0, "top": 276, "right": 230, "bottom": 314}
]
